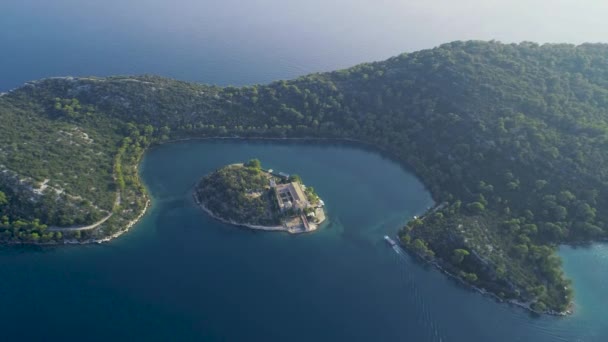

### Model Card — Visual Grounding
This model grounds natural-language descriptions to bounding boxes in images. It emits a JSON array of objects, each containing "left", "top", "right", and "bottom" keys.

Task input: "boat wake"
[
  {"left": 392, "top": 245, "right": 403, "bottom": 256},
  {"left": 386, "top": 236, "right": 446, "bottom": 342},
  {"left": 383, "top": 235, "right": 407, "bottom": 257}
]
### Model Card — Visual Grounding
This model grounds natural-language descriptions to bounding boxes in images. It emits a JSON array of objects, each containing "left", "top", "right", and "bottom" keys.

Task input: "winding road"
[{"left": 48, "top": 193, "right": 121, "bottom": 232}]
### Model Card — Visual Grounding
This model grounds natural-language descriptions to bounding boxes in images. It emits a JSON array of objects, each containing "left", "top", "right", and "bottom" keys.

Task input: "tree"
[
  {"left": 289, "top": 174, "right": 302, "bottom": 183},
  {"left": 160, "top": 125, "right": 171, "bottom": 140},
  {"left": 0, "top": 191, "right": 7, "bottom": 206},
  {"left": 576, "top": 202, "right": 595, "bottom": 221},
  {"left": 495, "top": 264, "right": 507, "bottom": 280},
  {"left": 506, "top": 181, "right": 519, "bottom": 190},
  {"left": 245, "top": 159, "right": 261, "bottom": 169},
  {"left": 557, "top": 191, "right": 575, "bottom": 205},
  {"left": 521, "top": 224, "right": 538, "bottom": 235},
  {"left": 466, "top": 202, "right": 485, "bottom": 214},
  {"left": 144, "top": 125, "right": 155, "bottom": 136},
  {"left": 305, "top": 186, "right": 320, "bottom": 203},
  {"left": 461, "top": 271, "right": 478, "bottom": 282},
  {"left": 552, "top": 205, "right": 568, "bottom": 221},
  {"left": 451, "top": 248, "right": 470, "bottom": 264},
  {"left": 411, "top": 239, "right": 435, "bottom": 259},
  {"left": 30, "top": 232, "right": 40, "bottom": 241},
  {"left": 540, "top": 222, "right": 567, "bottom": 241},
  {"left": 512, "top": 244, "right": 528, "bottom": 259},
  {"left": 534, "top": 180, "right": 548, "bottom": 191},
  {"left": 531, "top": 300, "right": 547, "bottom": 312}
]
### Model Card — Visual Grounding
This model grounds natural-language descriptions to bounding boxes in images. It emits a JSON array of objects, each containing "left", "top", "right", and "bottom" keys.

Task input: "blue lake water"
[
  {"left": 0, "top": 140, "right": 606, "bottom": 341},
  {"left": 1, "top": 0, "right": 608, "bottom": 340}
]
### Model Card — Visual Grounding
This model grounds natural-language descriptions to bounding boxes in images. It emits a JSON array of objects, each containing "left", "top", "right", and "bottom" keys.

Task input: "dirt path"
[
  {"left": 48, "top": 211, "right": 113, "bottom": 232},
  {"left": 48, "top": 193, "right": 121, "bottom": 232}
]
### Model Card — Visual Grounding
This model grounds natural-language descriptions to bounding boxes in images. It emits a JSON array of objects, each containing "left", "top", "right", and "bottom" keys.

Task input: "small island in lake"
[{"left": 194, "top": 159, "right": 326, "bottom": 233}]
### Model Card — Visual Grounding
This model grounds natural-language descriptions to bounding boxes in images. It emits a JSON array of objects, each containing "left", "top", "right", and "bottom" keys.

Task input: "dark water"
[{"left": 0, "top": 140, "right": 605, "bottom": 341}]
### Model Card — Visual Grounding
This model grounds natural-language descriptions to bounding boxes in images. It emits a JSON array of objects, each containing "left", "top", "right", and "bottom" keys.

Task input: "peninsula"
[
  {"left": 194, "top": 160, "right": 326, "bottom": 233},
  {"left": 4, "top": 41, "right": 608, "bottom": 314}
]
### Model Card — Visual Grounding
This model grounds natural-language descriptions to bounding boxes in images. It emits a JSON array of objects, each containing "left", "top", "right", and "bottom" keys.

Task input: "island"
[
  {"left": 5, "top": 41, "right": 608, "bottom": 314},
  {"left": 194, "top": 159, "right": 326, "bottom": 233}
]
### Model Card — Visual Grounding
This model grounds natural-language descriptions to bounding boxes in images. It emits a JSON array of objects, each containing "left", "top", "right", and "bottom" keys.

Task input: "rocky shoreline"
[
  {"left": 399, "top": 237, "right": 573, "bottom": 317},
  {"left": 7, "top": 198, "right": 151, "bottom": 246},
  {"left": 84, "top": 198, "right": 151, "bottom": 244},
  {"left": 193, "top": 193, "right": 317, "bottom": 234}
]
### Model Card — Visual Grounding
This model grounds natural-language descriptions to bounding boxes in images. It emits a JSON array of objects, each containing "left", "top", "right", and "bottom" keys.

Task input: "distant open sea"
[
  {"left": 0, "top": 1, "right": 607, "bottom": 341},
  {"left": 0, "top": 0, "right": 423, "bottom": 91}
]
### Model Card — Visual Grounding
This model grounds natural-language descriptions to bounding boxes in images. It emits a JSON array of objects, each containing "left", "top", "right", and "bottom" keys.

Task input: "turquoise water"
[{"left": 0, "top": 140, "right": 606, "bottom": 341}]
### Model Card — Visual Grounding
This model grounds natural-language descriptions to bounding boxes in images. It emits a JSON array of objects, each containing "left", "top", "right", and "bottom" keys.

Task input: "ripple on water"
[{"left": 392, "top": 250, "right": 448, "bottom": 342}]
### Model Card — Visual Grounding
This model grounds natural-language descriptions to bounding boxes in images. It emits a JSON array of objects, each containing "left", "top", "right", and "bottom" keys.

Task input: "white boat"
[{"left": 384, "top": 235, "right": 397, "bottom": 246}]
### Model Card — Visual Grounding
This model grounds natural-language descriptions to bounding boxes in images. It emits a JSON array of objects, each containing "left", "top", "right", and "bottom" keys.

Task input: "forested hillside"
[
  {"left": 2, "top": 41, "right": 608, "bottom": 312},
  {"left": 195, "top": 163, "right": 281, "bottom": 226}
]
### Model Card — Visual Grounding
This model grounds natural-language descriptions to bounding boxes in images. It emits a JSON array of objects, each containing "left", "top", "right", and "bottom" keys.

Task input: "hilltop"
[{"left": 2, "top": 41, "right": 608, "bottom": 312}]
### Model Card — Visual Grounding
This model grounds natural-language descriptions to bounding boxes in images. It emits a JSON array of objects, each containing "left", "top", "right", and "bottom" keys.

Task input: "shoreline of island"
[{"left": 193, "top": 192, "right": 318, "bottom": 234}]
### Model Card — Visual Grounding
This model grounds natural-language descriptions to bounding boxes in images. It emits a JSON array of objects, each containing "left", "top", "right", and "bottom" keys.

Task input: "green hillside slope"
[{"left": 2, "top": 41, "right": 608, "bottom": 312}]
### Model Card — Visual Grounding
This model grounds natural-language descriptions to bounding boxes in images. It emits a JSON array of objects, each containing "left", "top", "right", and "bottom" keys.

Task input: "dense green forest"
[
  {"left": 2, "top": 41, "right": 608, "bottom": 312},
  {"left": 195, "top": 162, "right": 281, "bottom": 226}
]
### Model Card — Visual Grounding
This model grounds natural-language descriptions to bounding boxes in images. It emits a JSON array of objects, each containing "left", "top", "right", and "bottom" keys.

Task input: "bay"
[
  {"left": 1, "top": 0, "right": 608, "bottom": 340},
  {"left": 0, "top": 140, "right": 605, "bottom": 341}
]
